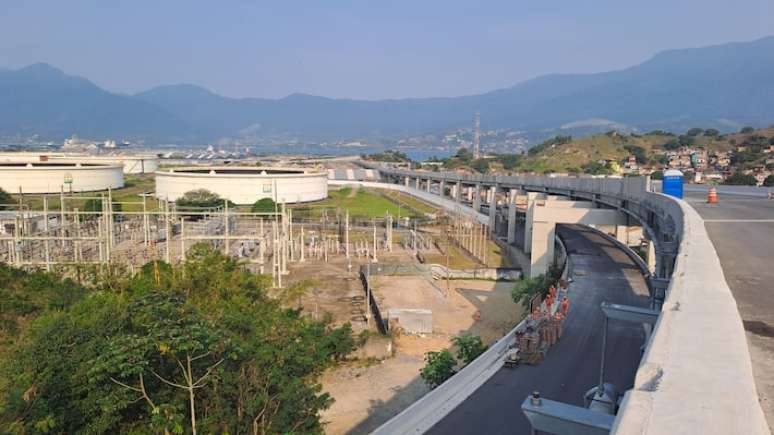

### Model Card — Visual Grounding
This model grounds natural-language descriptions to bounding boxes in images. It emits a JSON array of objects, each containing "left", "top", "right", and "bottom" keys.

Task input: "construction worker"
[
  {"left": 549, "top": 285, "right": 557, "bottom": 300},
  {"left": 561, "top": 297, "right": 570, "bottom": 316}
]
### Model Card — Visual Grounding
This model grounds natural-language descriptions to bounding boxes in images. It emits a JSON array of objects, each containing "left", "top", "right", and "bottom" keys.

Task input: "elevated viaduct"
[{"left": 357, "top": 166, "right": 768, "bottom": 434}]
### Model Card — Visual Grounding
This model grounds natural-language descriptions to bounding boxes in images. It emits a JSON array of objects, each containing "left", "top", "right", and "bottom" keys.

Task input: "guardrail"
[{"left": 359, "top": 166, "right": 769, "bottom": 434}]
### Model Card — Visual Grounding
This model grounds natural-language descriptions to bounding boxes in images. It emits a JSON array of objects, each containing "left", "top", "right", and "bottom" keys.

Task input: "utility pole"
[
  {"left": 474, "top": 112, "right": 481, "bottom": 159},
  {"left": 445, "top": 225, "right": 451, "bottom": 298}
]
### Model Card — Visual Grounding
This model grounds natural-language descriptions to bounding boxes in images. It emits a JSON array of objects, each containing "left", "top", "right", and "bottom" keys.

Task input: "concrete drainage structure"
[
  {"left": 0, "top": 162, "right": 124, "bottom": 193},
  {"left": 154, "top": 166, "right": 328, "bottom": 204}
]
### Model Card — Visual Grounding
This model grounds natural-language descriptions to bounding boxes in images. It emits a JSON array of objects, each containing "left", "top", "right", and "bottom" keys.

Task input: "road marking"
[{"left": 704, "top": 219, "right": 774, "bottom": 223}]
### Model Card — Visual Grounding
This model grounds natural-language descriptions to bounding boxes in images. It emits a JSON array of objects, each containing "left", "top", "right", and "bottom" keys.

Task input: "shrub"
[
  {"left": 251, "top": 197, "right": 276, "bottom": 213},
  {"left": 452, "top": 333, "right": 488, "bottom": 365},
  {"left": 175, "top": 189, "right": 233, "bottom": 209},
  {"left": 420, "top": 349, "right": 457, "bottom": 388}
]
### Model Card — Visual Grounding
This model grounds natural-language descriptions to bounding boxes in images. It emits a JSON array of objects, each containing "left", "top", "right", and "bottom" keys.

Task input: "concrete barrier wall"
[
  {"left": 362, "top": 168, "right": 768, "bottom": 434},
  {"left": 612, "top": 197, "right": 769, "bottom": 435}
]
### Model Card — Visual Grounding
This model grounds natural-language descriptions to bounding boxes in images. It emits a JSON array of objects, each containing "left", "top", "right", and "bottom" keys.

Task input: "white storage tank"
[
  {"left": 0, "top": 162, "right": 125, "bottom": 193},
  {"left": 154, "top": 166, "right": 328, "bottom": 204}
]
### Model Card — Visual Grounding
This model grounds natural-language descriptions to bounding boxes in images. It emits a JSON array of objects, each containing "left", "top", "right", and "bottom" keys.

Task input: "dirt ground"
[{"left": 321, "top": 277, "right": 523, "bottom": 434}]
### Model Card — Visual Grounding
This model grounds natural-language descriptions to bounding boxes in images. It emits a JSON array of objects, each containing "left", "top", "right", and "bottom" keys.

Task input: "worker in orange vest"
[
  {"left": 561, "top": 297, "right": 569, "bottom": 316},
  {"left": 550, "top": 285, "right": 557, "bottom": 300}
]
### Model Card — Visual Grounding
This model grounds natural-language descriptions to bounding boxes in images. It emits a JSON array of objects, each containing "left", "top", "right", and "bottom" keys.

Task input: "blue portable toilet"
[{"left": 662, "top": 169, "right": 684, "bottom": 199}]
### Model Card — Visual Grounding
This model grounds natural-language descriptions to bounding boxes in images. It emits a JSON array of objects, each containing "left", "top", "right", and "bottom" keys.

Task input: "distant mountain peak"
[
  {"left": 3, "top": 36, "right": 774, "bottom": 142},
  {"left": 17, "top": 62, "right": 68, "bottom": 77}
]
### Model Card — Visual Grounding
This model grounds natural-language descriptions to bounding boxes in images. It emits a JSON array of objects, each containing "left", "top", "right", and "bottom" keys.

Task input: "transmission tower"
[{"left": 474, "top": 112, "right": 481, "bottom": 159}]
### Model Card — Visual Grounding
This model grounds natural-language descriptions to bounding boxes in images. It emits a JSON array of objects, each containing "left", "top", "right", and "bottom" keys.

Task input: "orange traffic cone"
[{"left": 707, "top": 187, "right": 718, "bottom": 204}]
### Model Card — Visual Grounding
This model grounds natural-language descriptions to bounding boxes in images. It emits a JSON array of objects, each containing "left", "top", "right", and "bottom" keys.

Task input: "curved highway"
[{"left": 427, "top": 224, "right": 650, "bottom": 435}]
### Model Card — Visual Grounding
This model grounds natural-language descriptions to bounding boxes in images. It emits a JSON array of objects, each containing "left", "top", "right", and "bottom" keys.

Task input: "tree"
[
  {"left": 175, "top": 189, "right": 232, "bottom": 209},
  {"left": 251, "top": 197, "right": 276, "bottom": 213},
  {"left": 495, "top": 154, "right": 521, "bottom": 170},
  {"left": 470, "top": 159, "right": 490, "bottom": 174},
  {"left": 661, "top": 139, "right": 680, "bottom": 150},
  {"left": 420, "top": 349, "right": 457, "bottom": 388},
  {"left": 0, "top": 187, "right": 12, "bottom": 209},
  {"left": 0, "top": 244, "right": 354, "bottom": 434},
  {"left": 678, "top": 135, "right": 696, "bottom": 147},
  {"left": 452, "top": 333, "right": 487, "bottom": 365},
  {"left": 582, "top": 161, "right": 611, "bottom": 175},
  {"left": 686, "top": 128, "right": 703, "bottom": 137},
  {"left": 455, "top": 147, "right": 473, "bottom": 162},
  {"left": 704, "top": 128, "right": 720, "bottom": 137},
  {"left": 762, "top": 175, "right": 774, "bottom": 187},
  {"left": 82, "top": 198, "right": 123, "bottom": 221},
  {"left": 511, "top": 262, "right": 562, "bottom": 309},
  {"left": 624, "top": 144, "right": 647, "bottom": 163},
  {"left": 724, "top": 172, "right": 758, "bottom": 186},
  {"left": 650, "top": 170, "right": 664, "bottom": 180},
  {"left": 740, "top": 126, "right": 755, "bottom": 134}
]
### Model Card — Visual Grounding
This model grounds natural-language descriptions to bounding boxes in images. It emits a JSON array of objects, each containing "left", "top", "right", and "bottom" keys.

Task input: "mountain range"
[{"left": 2, "top": 36, "right": 774, "bottom": 144}]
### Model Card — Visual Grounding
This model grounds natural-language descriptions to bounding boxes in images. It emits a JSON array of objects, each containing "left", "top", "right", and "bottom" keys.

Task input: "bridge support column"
[
  {"left": 645, "top": 239, "right": 656, "bottom": 273},
  {"left": 507, "top": 194, "right": 517, "bottom": 244},
  {"left": 524, "top": 192, "right": 544, "bottom": 254},
  {"left": 426, "top": 179, "right": 432, "bottom": 193},
  {"left": 404, "top": 176, "right": 410, "bottom": 187},
  {"left": 488, "top": 185, "right": 498, "bottom": 235},
  {"left": 439, "top": 180, "right": 446, "bottom": 197},
  {"left": 456, "top": 181, "right": 462, "bottom": 203},
  {"left": 415, "top": 177, "right": 420, "bottom": 190},
  {"left": 473, "top": 184, "right": 482, "bottom": 212}
]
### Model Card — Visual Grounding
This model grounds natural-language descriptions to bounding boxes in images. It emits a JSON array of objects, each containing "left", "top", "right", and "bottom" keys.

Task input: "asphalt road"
[
  {"left": 683, "top": 188, "right": 774, "bottom": 427},
  {"left": 427, "top": 224, "right": 650, "bottom": 435}
]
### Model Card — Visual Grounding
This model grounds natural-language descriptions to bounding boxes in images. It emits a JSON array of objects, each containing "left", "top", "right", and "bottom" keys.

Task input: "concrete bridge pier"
[
  {"left": 488, "top": 184, "right": 498, "bottom": 235},
  {"left": 473, "top": 184, "right": 482, "bottom": 212}
]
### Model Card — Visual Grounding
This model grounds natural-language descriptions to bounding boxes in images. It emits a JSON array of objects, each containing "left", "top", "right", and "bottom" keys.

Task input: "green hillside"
[{"left": 515, "top": 127, "right": 774, "bottom": 174}]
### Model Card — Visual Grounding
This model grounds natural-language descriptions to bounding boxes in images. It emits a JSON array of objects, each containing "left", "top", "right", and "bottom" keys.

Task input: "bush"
[
  {"left": 740, "top": 126, "right": 755, "bottom": 134},
  {"left": 0, "top": 187, "right": 13, "bottom": 209},
  {"left": 251, "top": 197, "right": 276, "bottom": 213},
  {"left": 704, "top": 128, "right": 720, "bottom": 137},
  {"left": 470, "top": 159, "right": 490, "bottom": 174},
  {"left": 650, "top": 170, "right": 664, "bottom": 180},
  {"left": 724, "top": 172, "right": 758, "bottom": 186},
  {"left": 452, "top": 333, "right": 488, "bottom": 365},
  {"left": 763, "top": 175, "right": 774, "bottom": 187},
  {"left": 175, "top": 189, "right": 233, "bottom": 209},
  {"left": 511, "top": 262, "right": 562, "bottom": 309},
  {"left": 420, "top": 349, "right": 457, "bottom": 388}
]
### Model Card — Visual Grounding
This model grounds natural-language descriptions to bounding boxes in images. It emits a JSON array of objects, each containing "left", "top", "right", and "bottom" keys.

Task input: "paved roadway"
[
  {"left": 683, "top": 187, "right": 774, "bottom": 427},
  {"left": 427, "top": 224, "right": 650, "bottom": 435}
]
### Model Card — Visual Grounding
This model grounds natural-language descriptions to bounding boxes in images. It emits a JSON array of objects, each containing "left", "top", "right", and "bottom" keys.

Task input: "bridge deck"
[{"left": 427, "top": 224, "right": 649, "bottom": 435}]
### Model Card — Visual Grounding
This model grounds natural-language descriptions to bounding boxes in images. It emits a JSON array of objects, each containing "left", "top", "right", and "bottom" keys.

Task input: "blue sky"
[{"left": 1, "top": 1, "right": 772, "bottom": 99}]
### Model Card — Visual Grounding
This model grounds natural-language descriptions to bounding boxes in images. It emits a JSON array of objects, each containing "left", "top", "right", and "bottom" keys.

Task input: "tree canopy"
[
  {"left": 723, "top": 172, "right": 758, "bottom": 186},
  {"left": 251, "top": 197, "right": 277, "bottom": 213},
  {"left": 0, "top": 187, "right": 12, "bottom": 209},
  {"left": 175, "top": 189, "right": 233, "bottom": 209},
  {"left": 0, "top": 244, "right": 354, "bottom": 434}
]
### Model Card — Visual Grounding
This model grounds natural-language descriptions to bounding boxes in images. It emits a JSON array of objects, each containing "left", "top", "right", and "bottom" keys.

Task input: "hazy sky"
[{"left": 1, "top": 1, "right": 772, "bottom": 100}]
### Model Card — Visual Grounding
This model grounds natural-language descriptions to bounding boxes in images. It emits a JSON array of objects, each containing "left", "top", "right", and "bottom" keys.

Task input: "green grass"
[
  {"left": 12, "top": 175, "right": 160, "bottom": 213},
  {"left": 291, "top": 187, "right": 421, "bottom": 219},
  {"left": 380, "top": 190, "right": 439, "bottom": 215}
]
